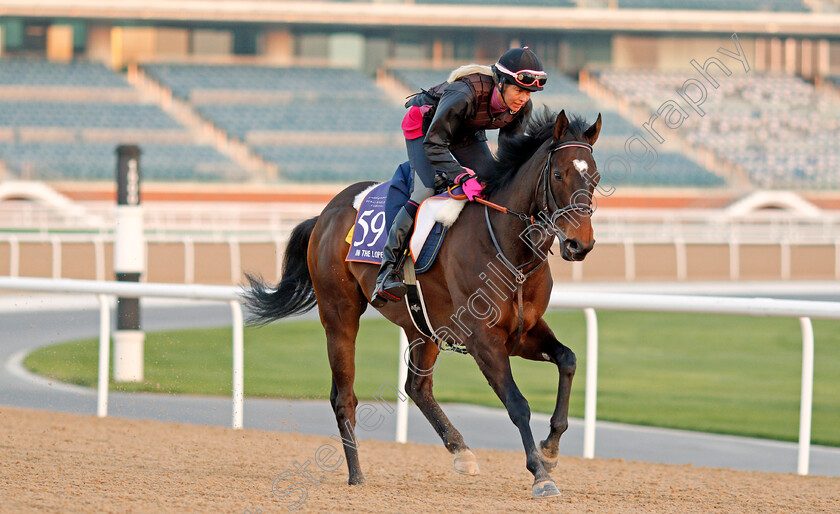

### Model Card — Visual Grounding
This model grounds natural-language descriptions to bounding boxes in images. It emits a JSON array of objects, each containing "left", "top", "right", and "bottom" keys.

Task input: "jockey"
[{"left": 371, "top": 47, "right": 547, "bottom": 307}]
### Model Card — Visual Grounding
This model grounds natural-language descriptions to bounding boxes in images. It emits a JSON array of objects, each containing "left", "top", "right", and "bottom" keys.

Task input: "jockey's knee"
[{"left": 409, "top": 183, "right": 434, "bottom": 204}]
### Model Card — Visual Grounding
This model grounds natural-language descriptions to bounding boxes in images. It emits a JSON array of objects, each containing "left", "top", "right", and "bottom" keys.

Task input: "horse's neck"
[
  {"left": 486, "top": 156, "right": 541, "bottom": 216},
  {"left": 484, "top": 156, "right": 547, "bottom": 264}
]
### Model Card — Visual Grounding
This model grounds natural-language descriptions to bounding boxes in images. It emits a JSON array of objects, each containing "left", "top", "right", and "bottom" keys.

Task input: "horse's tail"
[{"left": 242, "top": 216, "right": 319, "bottom": 326}]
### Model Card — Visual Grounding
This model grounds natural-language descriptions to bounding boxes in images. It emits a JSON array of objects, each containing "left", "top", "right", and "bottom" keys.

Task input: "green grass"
[{"left": 23, "top": 312, "right": 840, "bottom": 446}]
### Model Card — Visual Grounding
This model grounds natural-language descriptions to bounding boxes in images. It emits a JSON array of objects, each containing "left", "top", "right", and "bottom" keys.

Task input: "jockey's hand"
[
  {"left": 454, "top": 168, "right": 484, "bottom": 201},
  {"left": 460, "top": 177, "right": 484, "bottom": 201}
]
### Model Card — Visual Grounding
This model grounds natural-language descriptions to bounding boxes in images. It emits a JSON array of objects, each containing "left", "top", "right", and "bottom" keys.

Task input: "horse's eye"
[{"left": 553, "top": 172, "right": 563, "bottom": 180}]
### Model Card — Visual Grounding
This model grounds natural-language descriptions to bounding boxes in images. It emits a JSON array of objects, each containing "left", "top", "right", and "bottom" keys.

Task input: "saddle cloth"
[{"left": 345, "top": 181, "right": 467, "bottom": 273}]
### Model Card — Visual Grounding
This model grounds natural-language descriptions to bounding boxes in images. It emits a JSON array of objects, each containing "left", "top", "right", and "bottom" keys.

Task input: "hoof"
[
  {"left": 453, "top": 449, "right": 480, "bottom": 475},
  {"left": 532, "top": 480, "right": 561, "bottom": 499},
  {"left": 348, "top": 475, "right": 365, "bottom": 486}
]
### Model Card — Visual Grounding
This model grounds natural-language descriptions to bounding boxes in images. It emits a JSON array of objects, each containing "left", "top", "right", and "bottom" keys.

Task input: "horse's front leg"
[
  {"left": 514, "top": 318, "right": 577, "bottom": 473},
  {"left": 404, "top": 331, "right": 478, "bottom": 475},
  {"left": 472, "top": 332, "right": 560, "bottom": 499}
]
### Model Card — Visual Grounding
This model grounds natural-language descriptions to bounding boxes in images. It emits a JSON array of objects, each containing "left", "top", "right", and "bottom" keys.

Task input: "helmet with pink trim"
[{"left": 493, "top": 47, "right": 547, "bottom": 92}]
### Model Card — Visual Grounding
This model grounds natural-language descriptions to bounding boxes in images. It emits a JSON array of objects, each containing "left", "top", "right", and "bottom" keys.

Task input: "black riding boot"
[{"left": 371, "top": 206, "right": 416, "bottom": 307}]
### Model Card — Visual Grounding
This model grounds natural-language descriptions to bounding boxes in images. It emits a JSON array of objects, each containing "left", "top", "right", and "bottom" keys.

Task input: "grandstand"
[
  {"left": 0, "top": 55, "right": 834, "bottom": 188},
  {"left": 0, "top": 102, "right": 181, "bottom": 130},
  {"left": 253, "top": 145, "right": 409, "bottom": 182},
  {"left": 0, "top": 60, "right": 241, "bottom": 182},
  {"left": 193, "top": 103, "right": 404, "bottom": 139},
  {"left": 142, "top": 64, "right": 381, "bottom": 102},
  {"left": 141, "top": 63, "right": 408, "bottom": 182},
  {"left": 0, "top": 59, "right": 130, "bottom": 88},
  {"left": 0, "top": 57, "right": 780, "bottom": 187},
  {"left": 0, "top": 142, "right": 237, "bottom": 181},
  {"left": 0, "top": 1, "right": 837, "bottom": 188},
  {"left": 591, "top": 69, "right": 840, "bottom": 188}
]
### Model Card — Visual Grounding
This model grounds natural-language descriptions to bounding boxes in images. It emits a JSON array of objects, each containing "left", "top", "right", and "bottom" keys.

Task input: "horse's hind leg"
[
  {"left": 404, "top": 333, "right": 478, "bottom": 475},
  {"left": 514, "top": 318, "right": 577, "bottom": 472},
  {"left": 321, "top": 289, "right": 368, "bottom": 485}
]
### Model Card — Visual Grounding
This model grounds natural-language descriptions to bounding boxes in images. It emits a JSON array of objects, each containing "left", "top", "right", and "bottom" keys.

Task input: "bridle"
[
  {"left": 536, "top": 141, "right": 594, "bottom": 238},
  {"left": 477, "top": 139, "right": 594, "bottom": 355},
  {"left": 477, "top": 139, "right": 595, "bottom": 279}
]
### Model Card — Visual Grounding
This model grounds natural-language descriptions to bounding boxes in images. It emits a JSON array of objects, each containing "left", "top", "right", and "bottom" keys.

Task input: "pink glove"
[
  {"left": 460, "top": 176, "right": 484, "bottom": 201},
  {"left": 454, "top": 168, "right": 483, "bottom": 201}
]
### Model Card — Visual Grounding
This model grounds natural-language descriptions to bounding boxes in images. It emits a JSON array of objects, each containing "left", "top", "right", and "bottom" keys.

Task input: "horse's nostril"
[{"left": 565, "top": 239, "right": 581, "bottom": 253}]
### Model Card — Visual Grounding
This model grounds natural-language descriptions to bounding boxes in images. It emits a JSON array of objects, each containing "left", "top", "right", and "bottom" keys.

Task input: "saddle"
[
  {"left": 345, "top": 169, "right": 467, "bottom": 274},
  {"left": 345, "top": 163, "right": 469, "bottom": 353}
]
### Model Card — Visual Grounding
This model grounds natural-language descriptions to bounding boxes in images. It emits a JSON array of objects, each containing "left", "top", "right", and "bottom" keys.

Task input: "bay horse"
[{"left": 244, "top": 109, "right": 601, "bottom": 499}]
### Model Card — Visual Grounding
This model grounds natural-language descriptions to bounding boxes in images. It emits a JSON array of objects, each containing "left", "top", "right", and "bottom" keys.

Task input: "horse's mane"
[{"left": 482, "top": 108, "right": 590, "bottom": 196}]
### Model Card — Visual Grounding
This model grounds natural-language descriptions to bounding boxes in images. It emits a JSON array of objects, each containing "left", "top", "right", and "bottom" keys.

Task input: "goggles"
[{"left": 495, "top": 62, "right": 547, "bottom": 88}]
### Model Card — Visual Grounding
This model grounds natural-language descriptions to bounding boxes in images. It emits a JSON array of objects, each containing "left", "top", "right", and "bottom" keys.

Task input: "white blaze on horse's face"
[{"left": 573, "top": 159, "right": 588, "bottom": 174}]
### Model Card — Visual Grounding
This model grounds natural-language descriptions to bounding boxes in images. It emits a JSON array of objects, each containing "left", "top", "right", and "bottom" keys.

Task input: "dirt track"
[{"left": 2, "top": 406, "right": 838, "bottom": 513}]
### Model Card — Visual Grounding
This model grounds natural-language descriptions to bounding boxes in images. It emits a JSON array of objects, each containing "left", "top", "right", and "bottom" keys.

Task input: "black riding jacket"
[{"left": 406, "top": 73, "right": 532, "bottom": 181}]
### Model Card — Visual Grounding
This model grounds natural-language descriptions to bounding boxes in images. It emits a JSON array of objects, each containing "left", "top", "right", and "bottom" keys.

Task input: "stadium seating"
[
  {"left": 254, "top": 145, "right": 409, "bottom": 183},
  {"left": 0, "top": 59, "right": 736, "bottom": 186},
  {"left": 0, "top": 102, "right": 182, "bottom": 130},
  {"left": 616, "top": 0, "right": 809, "bottom": 11},
  {"left": 0, "top": 59, "right": 240, "bottom": 181},
  {"left": 142, "top": 64, "right": 382, "bottom": 101},
  {"left": 592, "top": 69, "right": 840, "bottom": 188},
  {"left": 594, "top": 150, "right": 726, "bottom": 187},
  {"left": 388, "top": 68, "right": 450, "bottom": 93},
  {"left": 195, "top": 102, "right": 405, "bottom": 140},
  {"left": 144, "top": 63, "right": 409, "bottom": 182},
  {"left": 0, "top": 142, "right": 241, "bottom": 181},
  {"left": 0, "top": 60, "right": 131, "bottom": 88}
]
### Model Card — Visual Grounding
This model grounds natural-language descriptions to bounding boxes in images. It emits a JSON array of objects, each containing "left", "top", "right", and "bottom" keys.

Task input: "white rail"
[
  {"left": 395, "top": 290, "right": 840, "bottom": 476},
  {"left": 3, "top": 276, "right": 835, "bottom": 473},
  {"left": 0, "top": 277, "right": 244, "bottom": 429}
]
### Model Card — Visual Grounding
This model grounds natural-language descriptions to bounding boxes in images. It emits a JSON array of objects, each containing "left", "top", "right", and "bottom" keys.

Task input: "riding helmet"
[{"left": 493, "top": 47, "right": 547, "bottom": 92}]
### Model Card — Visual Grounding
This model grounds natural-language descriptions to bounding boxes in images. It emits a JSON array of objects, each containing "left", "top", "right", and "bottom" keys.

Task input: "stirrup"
[
  {"left": 376, "top": 272, "right": 406, "bottom": 299},
  {"left": 371, "top": 262, "right": 407, "bottom": 306},
  {"left": 371, "top": 283, "right": 402, "bottom": 307}
]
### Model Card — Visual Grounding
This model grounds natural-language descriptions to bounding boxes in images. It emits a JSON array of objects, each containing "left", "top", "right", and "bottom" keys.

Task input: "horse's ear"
[
  {"left": 585, "top": 113, "right": 602, "bottom": 145},
  {"left": 553, "top": 109, "right": 569, "bottom": 140}
]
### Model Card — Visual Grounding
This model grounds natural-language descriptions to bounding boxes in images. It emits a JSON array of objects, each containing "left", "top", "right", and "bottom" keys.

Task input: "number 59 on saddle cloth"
[{"left": 345, "top": 181, "right": 467, "bottom": 274}]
